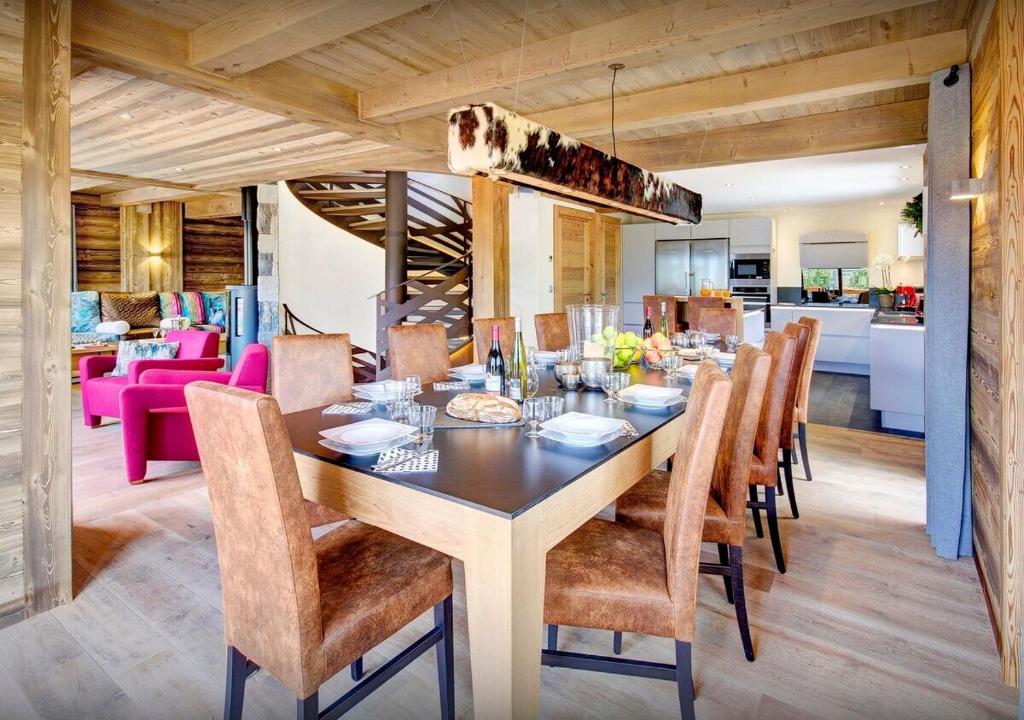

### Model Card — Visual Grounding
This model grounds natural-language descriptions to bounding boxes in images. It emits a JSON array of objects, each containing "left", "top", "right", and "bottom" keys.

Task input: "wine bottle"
[
  {"left": 659, "top": 301, "right": 669, "bottom": 336},
  {"left": 484, "top": 324, "right": 506, "bottom": 396},
  {"left": 642, "top": 306, "right": 654, "bottom": 339},
  {"left": 508, "top": 317, "right": 528, "bottom": 402}
]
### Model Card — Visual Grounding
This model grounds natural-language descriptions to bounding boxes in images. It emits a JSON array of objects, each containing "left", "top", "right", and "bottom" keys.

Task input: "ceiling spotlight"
[
  {"left": 879, "top": 201, "right": 886, "bottom": 205},
  {"left": 723, "top": 182, "right": 735, "bottom": 188},
  {"left": 173, "top": 167, "right": 184, "bottom": 172},
  {"left": 747, "top": 196, "right": 758, "bottom": 200},
  {"left": 273, "top": 146, "right": 283, "bottom": 152},
  {"left": 119, "top": 113, "right": 132, "bottom": 120},
  {"left": 898, "top": 177, "right": 909, "bottom": 181},
  {"left": 899, "top": 164, "right": 911, "bottom": 169}
]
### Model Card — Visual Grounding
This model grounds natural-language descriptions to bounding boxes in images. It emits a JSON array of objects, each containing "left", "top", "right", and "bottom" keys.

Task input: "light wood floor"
[{"left": 0, "top": 393, "right": 1016, "bottom": 719}]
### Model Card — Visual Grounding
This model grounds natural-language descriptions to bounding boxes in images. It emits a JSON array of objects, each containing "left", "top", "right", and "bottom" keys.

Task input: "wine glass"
[
  {"left": 523, "top": 397, "right": 544, "bottom": 438},
  {"left": 526, "top": 363, "right": 540, "bottom": 398},
  {"left": 662, "top": 351, "right": 681, "bottom": 377},
  {"left": 601, "top": 371, "right": 616, "bottom": 404},
  {"left": 403, "top": 374, "right": 421, "bottom": 399},
  {"left": 612, "top": 371, "right": 631, "bottom": 400}
]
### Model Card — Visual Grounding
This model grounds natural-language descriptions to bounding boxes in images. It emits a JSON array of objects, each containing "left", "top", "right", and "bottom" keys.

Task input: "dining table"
[{"left": 284, "top": 362, "right": 700, "bottom": 719}]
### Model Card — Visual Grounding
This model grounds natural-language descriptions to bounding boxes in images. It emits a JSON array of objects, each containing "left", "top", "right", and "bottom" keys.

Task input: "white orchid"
[
  {"left": 872, "top": 253, "right": 895, "bottom": 270},
  {"left": 871, "top": 253, "right": 895, "bottom": 292}
]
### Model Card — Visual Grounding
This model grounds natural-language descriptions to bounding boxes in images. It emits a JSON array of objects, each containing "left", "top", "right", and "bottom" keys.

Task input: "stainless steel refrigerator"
[{"left": 655, "top": 238, "right": 729, "bottom": 296}]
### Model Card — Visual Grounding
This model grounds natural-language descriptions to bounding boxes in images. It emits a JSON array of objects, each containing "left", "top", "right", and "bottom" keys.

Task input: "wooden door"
[
  {"left": 553, "top": 206, "right": 594, "bottom": 310},
  {"left": 595, "top": 214, "right": 621, "bottom": 305}
]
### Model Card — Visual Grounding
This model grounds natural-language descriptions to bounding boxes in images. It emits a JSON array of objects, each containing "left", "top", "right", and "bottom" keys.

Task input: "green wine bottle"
[{"left": 508, "top": 317, "right": 528, "bottom": 402}]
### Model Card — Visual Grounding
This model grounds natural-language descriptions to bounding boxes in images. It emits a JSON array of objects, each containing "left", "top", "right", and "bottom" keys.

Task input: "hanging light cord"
[
  {"left": 512, "top": 0, "right": 529, "bottom": 113},
  {"left": 610, "top": 64, "right": 621, "bottom": 157},
  {"left": 449, "top": 1, "right": 480, "bottom": 105}
]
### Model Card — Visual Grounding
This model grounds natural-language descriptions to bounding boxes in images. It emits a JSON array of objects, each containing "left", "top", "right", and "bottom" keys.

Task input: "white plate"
[
  {"left": 678, "top": 348, "right": 719, "bottom": 361},
  {"left": 620, "top": 394, "right": 686, "bottom": 408},
  {"left": 716, "top": 352, "right": 736, "bottom": 365},
  {"left": 320, "top": 418, "right": 416, "bottom": 446},
  {"left": 352, "top": 381, "right": 389, "bottom": 399},
  {"left": 541, "top": 412, "right": 625, "bottom": 439},
  {"left": 318, "top": 435, "right": 415, "bottom": 457},
  {"left": 678, "top": 365, "right": 699, "bottom": 380},
  {"left": 539, "top": 428, "right": 623, "bottom": 448},
  {"left": 619, "top": 384, "right": 683, "bottom": 401},
  {"left": 450, "top": 363, "right": 486, "bottom": 378},
  {"left": 534, "top": 351, "right": 559, "bottom": 365}
]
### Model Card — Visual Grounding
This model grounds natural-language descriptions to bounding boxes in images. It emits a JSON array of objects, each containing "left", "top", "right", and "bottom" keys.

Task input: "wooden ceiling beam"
[
  {"left": 190, "top": 0, "right": 427, "bottom": 76},
  {"left": 71, "top": 168, "right": 198, "bottom": 191},
  {"left": 71, "top": 0, "right": 445, "bottom": 153},
  {"left": 184, "top": 192, "right": 242, "bottom": 219},
  {"left": 99, "top": 186, "right": 234, "bottom": 207},
  {"left": 532, "top": 30, "right": 966, "bottom": 138},
  {"left": 615, "top": 99, "right": 928, "bottom": 172},
  {"left": 358, "top": 0, "right": 925, "bottom": 123}
]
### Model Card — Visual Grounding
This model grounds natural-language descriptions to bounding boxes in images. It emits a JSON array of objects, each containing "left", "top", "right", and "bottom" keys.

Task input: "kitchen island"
[
  {"left": 869, "top": 321, "right": 925, "bottom": 433},
  {"left": 771, "top": 304, "right": 875, "bottom": 374}
]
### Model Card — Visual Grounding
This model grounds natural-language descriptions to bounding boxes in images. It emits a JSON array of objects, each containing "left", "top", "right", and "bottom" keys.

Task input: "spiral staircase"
[{"left": 284, "top": 172, "right": 473, "bottom": 377}]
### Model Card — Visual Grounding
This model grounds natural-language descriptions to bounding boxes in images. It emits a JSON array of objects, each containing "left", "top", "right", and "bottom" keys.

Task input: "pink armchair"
[
  {"left": 80, "top": 330, "right": 222, "bottom": 427},
  {"left": 118, "top": 344, "right": 269, "bottom": 484}
]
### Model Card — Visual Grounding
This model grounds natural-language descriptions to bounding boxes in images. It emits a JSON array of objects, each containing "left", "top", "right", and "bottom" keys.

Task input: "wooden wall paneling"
[
  {"left": 0, "top": 0, "right": 24, "bottom": 621},
  {"left": 970, "top": 10, "right": 1004, "bottom": 661},
  {"left": 119, "top": 202, "right": 183, "bottom": 292},
  {"left": 595, "top": 215, "right": 621, "bottom": 305},
  {"left": 999, "top": 0, "right": 1024, "bottom": 688},
  {"left": 552, "top": 206, "right": 593, "bottom": 311},
  {"left": 21, "top": 0, "right": 72, "bottom": 615},
  {"left": 182, "top": 216, "right": 244, "bottom": 291},
  {"left": 470, "top": 177, "right": 510, "bottom": 318},
  {"left": 73, "top": 204, "right": 120, "bottom": 291}
]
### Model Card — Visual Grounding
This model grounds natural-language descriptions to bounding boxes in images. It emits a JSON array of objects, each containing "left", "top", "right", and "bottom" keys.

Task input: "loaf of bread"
[{"left": 446, "top": 393, "right": 521, "bottom": 423}]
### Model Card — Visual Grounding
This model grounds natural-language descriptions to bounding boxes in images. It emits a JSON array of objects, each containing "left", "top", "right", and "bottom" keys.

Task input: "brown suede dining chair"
[
  {"left": 272, "top": 334, "right": 355, "bottom": 413},
  {"left": 472, "top": 316, "right": 516, "bottom": 363},
  {"left": 185, "top": 382, "right": 455, "bottom": 720},
  {"left": 774, "top": 322, "right": 811, "bottom": 519},
  {"left": 534, "top": 312, "right": 570, "bottom": 351},
  {"left": 746, "top": 331, "right": 797, "bottom": 573},
  {"left": 697, "top": 307, "right": 740, "bottom": 337},
  {"left": 643, "top": 294, "right": 679, "bottom": 334},
  {"left": 387, "top": 323, "right": 451, "bottom": 384},
  {"left": 542, "top": 362, "right": 732, "bottom": 720},
  {"left": 792, "top": 316, "right": 823, "bottom": 482},
  {"left": 614, "top": 344, "right": 771, "bottom": 661},
  {"left": 685, "top": 296, "right": 724, "bottom": 331}
]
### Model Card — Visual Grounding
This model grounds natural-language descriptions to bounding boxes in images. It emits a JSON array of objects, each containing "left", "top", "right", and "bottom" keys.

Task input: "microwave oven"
[{"left": 730, "top": 256, "right": 770, "bottom": 280}]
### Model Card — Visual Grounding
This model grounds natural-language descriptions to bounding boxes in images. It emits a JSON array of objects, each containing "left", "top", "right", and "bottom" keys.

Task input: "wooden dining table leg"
[{"left": 462, "top": 509, "right": 547, "bottom": 719}]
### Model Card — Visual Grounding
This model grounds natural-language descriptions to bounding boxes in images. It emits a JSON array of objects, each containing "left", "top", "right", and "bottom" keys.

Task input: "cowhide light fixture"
[{"left": 447, "top": 103, "right": 702, "bottom": 225}]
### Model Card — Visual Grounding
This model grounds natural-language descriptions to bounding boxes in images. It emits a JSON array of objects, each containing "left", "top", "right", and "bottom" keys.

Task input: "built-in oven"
[
  {"left": 730, "top": 254, "right": 770, "bottom": 281},
  {"left": 728, "top": 282, "right": 771, "bottom": 325}
]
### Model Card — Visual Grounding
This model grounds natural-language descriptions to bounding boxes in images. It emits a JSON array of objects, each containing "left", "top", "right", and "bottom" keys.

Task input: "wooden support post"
[
  {"left": 21, "top": 0, "right": 72, "bottom": 615},
  {"left": 119, "top": 201, "right": 184, "bottom": 292},
  {"left": 384, "top": 171, "right": 408, "bottom": 305},
  {"left": 471, "top": 177, "right": 510, "bottom": 318}
]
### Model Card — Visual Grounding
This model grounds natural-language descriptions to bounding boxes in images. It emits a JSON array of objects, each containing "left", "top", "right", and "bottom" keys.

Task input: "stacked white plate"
[
  {"left": 534, "top": 350, "right": 559, "bottom": 366},
  {"left": 319, "top": 418, "right": 417, "bottom": 456},
  {"left": 352, "top": 381, "right": 390, "bottom": 402},
  {"left": 449, "top": 363, "right": 487, "bottom": 383},
  {"left": 539, "top": 412, "right": 626, "bottom": 447},
  {"left": 678, "top": 347, "right": 719, "bottom": 361},
  {"left": 703, "top": 332, "right": 722, "bottom": 342},
  {"left": 716, "top": 351, "right": 737, "bottom": 367},
  {"left": 618, "top": 384, "right": 685, "bottom": 408}
]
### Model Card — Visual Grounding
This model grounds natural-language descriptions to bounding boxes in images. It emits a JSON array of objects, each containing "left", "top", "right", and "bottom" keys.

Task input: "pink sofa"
[
  {"left": 80, "top": 330, "right": 222, "bottom": 428},
  {"left": 118, "top": 343, "right": 269, "bottom": 484}
]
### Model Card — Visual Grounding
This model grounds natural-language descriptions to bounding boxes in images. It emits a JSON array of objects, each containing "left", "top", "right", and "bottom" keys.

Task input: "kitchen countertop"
[
  {"left": 871, "top": 310, "right": 924, "bottom": 327},
  {"left": 775, "top": 302, "right": 872, "bottom": 309}
]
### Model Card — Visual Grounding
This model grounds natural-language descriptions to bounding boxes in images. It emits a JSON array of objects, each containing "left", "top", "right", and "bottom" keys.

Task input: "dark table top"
[{"left": 285, "top": 365, "right": 691, "bottom": 519}]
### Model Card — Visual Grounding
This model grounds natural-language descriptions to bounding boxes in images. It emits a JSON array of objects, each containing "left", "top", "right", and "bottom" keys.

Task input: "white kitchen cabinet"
[
  {"left": 897, "top": 222, "right": 924, "bottom": 258},
  {"left": 771, "top": 306, "right": 874, "bottom": 375},
  {"left": 690, "top": 219, "right": 730, "bottom": 240},
  {"left": 870, "top": 324, "right": 925, "bottom": 432},
  {"left": 621, "top": 223, "right": 657, "bottom": 334},
  {"left": 654, "top": 223, "right": 690, "bottom": 240},
  {"left": 729, "top": 217, "right": 772, "bottom": 251}
]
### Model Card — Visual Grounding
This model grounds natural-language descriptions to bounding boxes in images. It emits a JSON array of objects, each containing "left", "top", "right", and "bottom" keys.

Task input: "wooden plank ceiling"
[{"left": 69, "top": 0, "right": 974, "bottom": 205}]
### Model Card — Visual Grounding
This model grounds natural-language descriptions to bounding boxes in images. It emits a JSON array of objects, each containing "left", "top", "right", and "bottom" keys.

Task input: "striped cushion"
[{"left": 158, "top": 292, "right": 207, "bottom": 325}]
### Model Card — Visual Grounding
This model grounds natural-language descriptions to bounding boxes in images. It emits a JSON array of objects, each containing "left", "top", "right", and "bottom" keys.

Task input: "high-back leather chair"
[
  {"left": 615, "top": 345, "right": 770, "bottom": 661},
  {"left": 472, "top": 316, "right": 516, "bottom": 364},
  {"left": 697, "top": 307, "right": 740, "bottom": 337},
  {"left": 534, "top": 312, "right": 570, "bottom": 351},
  {"left": 686, "top": 296, "right": 724, "bottom": 331},
  {"left": 184, "top": 382, "right": 455, "bottom": 720},
  {"left": 776, "top": 322, "right": 810, "bottom": 519},
  {"left": 272, "top": 334, "right": 355, "bottom": 414},
  {"left": 746, "top": 331, "right": 797, "bottom": 573},
  {"left": 387, "top": 323, "right": 450, "bottom": 384},
  {"left": 643, "top": 295, "right": 678, "bottom": 334},
  {"left": 793, "top": 316, "right": 823, "bottom": 482},
  {"left": 542, "top": 362, "right": 732, "bottom": 718}
]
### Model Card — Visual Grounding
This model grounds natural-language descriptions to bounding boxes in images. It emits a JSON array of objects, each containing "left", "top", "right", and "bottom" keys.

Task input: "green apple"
[{"left": 602, "top": 325, "right": 617, "bottom": 341}]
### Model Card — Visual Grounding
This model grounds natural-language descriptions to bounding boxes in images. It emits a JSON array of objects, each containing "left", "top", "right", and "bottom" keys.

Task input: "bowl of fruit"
[
  {"left": 639, "top": 332, "right": 674, "bottom": 369},
  {"left": 612, "top": 331, "right": 644, "bottom": 368}
]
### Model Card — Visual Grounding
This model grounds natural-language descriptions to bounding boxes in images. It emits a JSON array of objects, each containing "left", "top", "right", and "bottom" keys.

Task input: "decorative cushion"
[
  {"left": 95, "top": 320, "right": 131, "bottom": 335},
  {"left": 158, "top": 291, "right": 207, "bottom": 325},
  {"left": 112, "top": 340, "right": 180, "bottom": 377},
  {"left": 71, "top": 291, "right": 101, "bottom": 333},
  {"left": 192, "top": 323, "right": 225, "bottom": 333},
  {"left": 202, "top": 292, "right": 226, "bottom": 328},
  {"left": 101, "top": 292, "right": 161, "bottom": 328},
  {"left": 72, "top": 332, "right": 120, "bottom": 345}
]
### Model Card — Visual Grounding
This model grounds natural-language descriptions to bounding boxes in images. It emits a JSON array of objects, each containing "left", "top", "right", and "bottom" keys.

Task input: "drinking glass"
[
  {"left": 601, "top": 371, "right": 616, "bottom": 404},
  {"left": 547, "top": 396, "right": 564, "bottom": 418},
  {"left": 523, "top": 397, "right": 544, "bottom": 438},
  {"left": 725, "top": 335, "right": 740, "bottom": 353},
  {"left": 526, "top": 363, "right": 540, "bottom": 398},
  {"left": 389, "top": 398, "right": 413, "bottom": 424},
  {"left": 671, "top": 332, "right": 688, "bottom": 349},
  {"left": 403, "top": 374, "right": 421, "bottom": 399},
  {"left": 662, "top": 352, "right": 682, "bottom": 376},
  {"left": 612, "top": 371, "right": 631, "bottom": 400},
  {"left": 409, "top": 404, "right": 437, "bottom": 438},
  {"left": 527, "top": 346, "right": 537, "bottom": 366}
]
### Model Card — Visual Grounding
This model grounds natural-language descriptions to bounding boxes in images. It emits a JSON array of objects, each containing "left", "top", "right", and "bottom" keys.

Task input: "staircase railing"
[{"left": 282, "top": 304, "right": 378, "bottom": 384}]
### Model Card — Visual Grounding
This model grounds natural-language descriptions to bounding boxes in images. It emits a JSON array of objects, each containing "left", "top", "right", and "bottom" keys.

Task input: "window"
[
  {"left": 801, "top": 268, "right": 838, "bottom": 290},
  {"left": 841, "top": 268, "right": 869, "bottom": 291},
  {"left": 801, "top": 267, "right": 870, "bottom": 297}
]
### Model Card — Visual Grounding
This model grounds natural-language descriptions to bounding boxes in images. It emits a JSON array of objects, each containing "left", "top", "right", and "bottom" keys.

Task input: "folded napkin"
[
  {"left": 434, "top": 380, "right": 470, "bottom": 391},
  {"left": 679, "top": 365, "right": 699, "bottom": 380},
  {"left": 371, "top": 447, "right": 438, "bottom": 473},
  {"left": 322, "top": 402, "right": 374, "bottom": 415},
  {"left": 716, "top": 352, "right": 737, "bottom": 365}
]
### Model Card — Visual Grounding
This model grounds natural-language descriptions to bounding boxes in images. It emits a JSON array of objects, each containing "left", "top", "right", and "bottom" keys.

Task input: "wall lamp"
[{"left": 950, "top": 177, "right": 982, "bottom": 201}]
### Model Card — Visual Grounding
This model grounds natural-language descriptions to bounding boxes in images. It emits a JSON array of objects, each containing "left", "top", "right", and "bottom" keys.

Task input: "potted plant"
[{"left": 872, "top": 253, "right": 896, "bottom": 308}]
